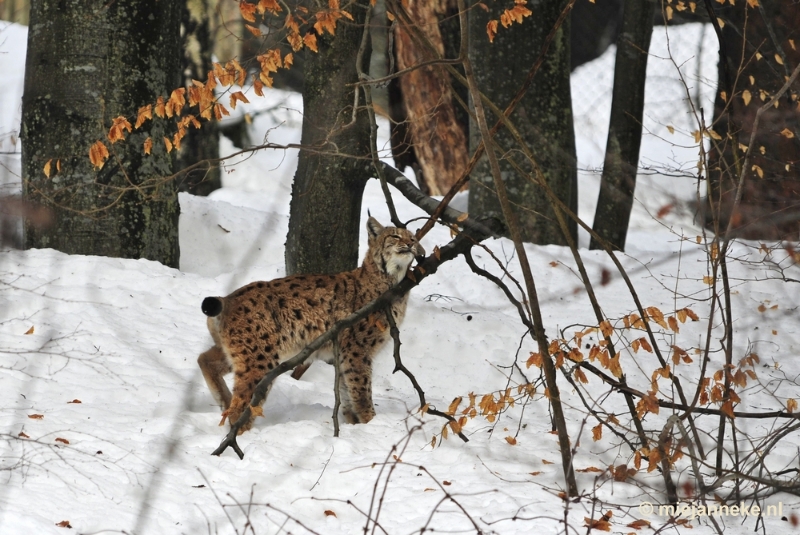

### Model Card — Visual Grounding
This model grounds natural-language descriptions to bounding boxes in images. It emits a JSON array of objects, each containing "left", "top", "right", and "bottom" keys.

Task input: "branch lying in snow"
[{"left": 212, "top": 212, "right": 503, "bottom": 458}]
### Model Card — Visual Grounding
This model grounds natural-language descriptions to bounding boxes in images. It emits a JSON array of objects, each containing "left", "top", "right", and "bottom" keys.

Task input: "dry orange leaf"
[
  {"left": 583, "top": 516, "right": 611, "bottom": 531},
  {"left": 487, "top": 19, "right": 498, "bottom": 42},
  {"left": 720, "top": 400, "right": 736, "bottom": 419},
  {"left": 214, "top": 102, "right": 230, "bottom": 121},
  {"left": 304, "top": 32, "right": 318, "bottom": 53},
  {"left": 18, "top": 431, "right": 29, "bottom": 438},
  {"left": 239, "top": 0, "right": 257, "bottom": 22},
  {"left": 56, "top": 520, "right": 72, "bottom": 528},
  {"left": 108, "top": 116, "right": 133, "bottom": 143},
  {"left": 505, "top": 436, "right": 517, "bottom": 445},
  {"left": 500, "top": 2, "right": 532, "bottom": 27},
  {"left": 135, "top": 104, "right": 153, "bottom": 129},
  {"left": 89, "top": 140, "right": 109, "bottom": 169},
  {"left": 576, "top": 466, "right": 603, "bottom": 473},
  {"left": 143, "top": 137, "right": 153, "bottom": 155},
  {"left": 446, "top": 397, "right": 462, "bottom": 416},
  {"left": 229, "top": 91, "right": 251, "bottom": 110},
  {"left": 55, "top": 437, "right": 70, "bottom": 445},
  {"left": 258, "top": 0, "right": 282, "bottom": 14},
  {"left": 28, "top": 414, "right": 44, "bottom": 420},
  {"left": 323, "top": 509, "right": 336, "bottom": 517},
  {"left": 24, "top": 326, "right": 34, "bottom": 335},
  {"left": 43, "top": 159, "right": 52, "bottom": 178}
]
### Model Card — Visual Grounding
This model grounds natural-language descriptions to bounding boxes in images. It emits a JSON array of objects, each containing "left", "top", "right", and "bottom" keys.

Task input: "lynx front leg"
[
  {"left": 198, "top": 345, "right": 232, "bottom": 410},
  {"left": 337, "top": 331, "right": 377, "bottom": 424}
]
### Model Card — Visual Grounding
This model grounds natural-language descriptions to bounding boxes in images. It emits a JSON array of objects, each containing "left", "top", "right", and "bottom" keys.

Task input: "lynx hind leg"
[
  {"left": 198, "top": 345, "right": 233, "bottom": 410},
  {"left": 336, "top": 330, "right": 377, "bottom": 424},
  {"left": 226, "top": 351, "right": 280, "bottom": 434}
]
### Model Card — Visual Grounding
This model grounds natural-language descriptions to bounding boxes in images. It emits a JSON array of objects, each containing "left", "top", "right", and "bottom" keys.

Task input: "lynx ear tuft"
[{"left": 366, "top": 217, "right": 384, "bottom": 242}]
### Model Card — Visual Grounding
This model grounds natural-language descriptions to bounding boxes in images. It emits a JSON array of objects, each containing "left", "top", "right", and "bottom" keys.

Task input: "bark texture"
[
  {"left": 22, "top": 0, "right": 181, "bottom": 267},
  {"left": 285, "top": 2, "right": 372, "bottom": 276},
  {"left": 393, "top": 0, "right": 468, "bottom": 196},
  {"left": 707, "top": 2, "right": 800, "bottom": 239},
  {"left": 177, "top": 0, "right": 221, "bottom": 197},
  {"left": 590, "top": 0, "right": 656, "bottom": 251},
  {"left": 468, "top": 0, "right": 578, "bottom": 245}
]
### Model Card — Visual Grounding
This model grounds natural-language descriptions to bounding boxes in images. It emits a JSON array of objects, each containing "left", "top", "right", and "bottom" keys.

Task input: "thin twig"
[
  {"left": 455, "top": 0, "right": 577, "bottom": 497},
  {"left": 383, "top": 306, "right": 468, "bottom": 442}
]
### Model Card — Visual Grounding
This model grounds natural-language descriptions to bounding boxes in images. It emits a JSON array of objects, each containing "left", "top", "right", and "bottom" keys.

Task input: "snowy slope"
[{"left": 2, "top": 18, "right": 799, "bottom": 535}]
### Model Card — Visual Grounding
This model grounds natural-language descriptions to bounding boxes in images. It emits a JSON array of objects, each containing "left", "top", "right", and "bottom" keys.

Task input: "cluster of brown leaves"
[
  {"left": 424, "top": 382, "right": 538, "bottom": 448},
  {"left": 486, "top": 0, "right": 532, "bottom": 43},
  {"left": 73, "top": 0, "right": 350, "bottom": 172},
  {"left": 696, "top": 353, "right": 763, "bottom": 417}
]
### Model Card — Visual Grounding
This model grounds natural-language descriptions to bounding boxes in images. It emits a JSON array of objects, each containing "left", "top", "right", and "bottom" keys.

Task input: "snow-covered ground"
[{"left": 2, "top": 18, "right": 799, "bottom": 535}]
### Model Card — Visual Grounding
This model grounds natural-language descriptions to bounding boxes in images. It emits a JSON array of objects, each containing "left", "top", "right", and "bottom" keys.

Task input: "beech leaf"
[{"left": 89, "top": 141, "right": 109, "bottom": 169}]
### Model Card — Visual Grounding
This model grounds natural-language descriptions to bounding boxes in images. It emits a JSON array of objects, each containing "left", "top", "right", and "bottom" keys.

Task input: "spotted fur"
[{"left": 197, "top": 217, "right": 424, "bottom": 434}]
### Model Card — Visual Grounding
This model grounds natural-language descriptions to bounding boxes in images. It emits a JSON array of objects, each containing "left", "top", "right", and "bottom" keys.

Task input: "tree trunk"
[
  {"left": 590, "top": 0, "right": 656, "bottom": 251},
  {"left": 467, "top": 0, "right": 578, "bottom": 245},
  {"left": 177, "top": 0, "right": 221, "bottom": 197},
  {"left": 706, "top": 2, "right": 800, "bottom": 240},
  {"left": 285, "top": 2, "right": 372, "bottom": 276},
  {"left": 22, "top": 0, "right": 181, "bottom": 267},
  {"left": 392, "top": 0, "right": 468, "bottom": 196}
]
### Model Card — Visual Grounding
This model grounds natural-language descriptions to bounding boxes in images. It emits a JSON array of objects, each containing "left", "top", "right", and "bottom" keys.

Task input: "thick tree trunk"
[
  {"left": 467, "top": 0, "right": 578, "bottom": 245},
  {"left": 285, "top": 2, "right": 372, "bottom": 276},
  {"left": 706, "top": 2, "right": 800, "bottom": 240},
  {"left": 177, "top": 0, "right": 221, "bottom": 197},
  {"left": 22, "top": 0, "right": 181, "bottom": 267},
  {"left": 392, "top": 0, "right": 468, "bottom": 196},
  {"left": 590, "top": 0, "right": 656, "bottom": 251}
]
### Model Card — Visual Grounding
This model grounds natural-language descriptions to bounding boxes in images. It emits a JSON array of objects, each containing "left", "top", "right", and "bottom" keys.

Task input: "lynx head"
[{"left": 366, "top": 217, "right": 425, "bottom": 284}]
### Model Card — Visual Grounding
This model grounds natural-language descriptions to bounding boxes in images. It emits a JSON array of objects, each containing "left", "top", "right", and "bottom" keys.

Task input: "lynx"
[{"left": 198, "top": 217, "right": 425, "bottom": 434}]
